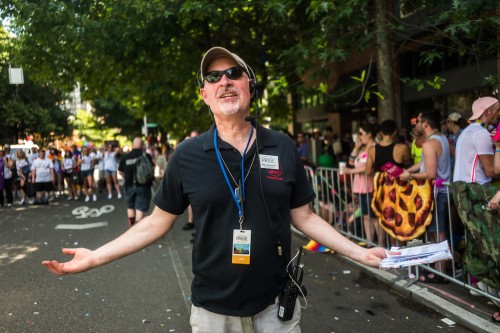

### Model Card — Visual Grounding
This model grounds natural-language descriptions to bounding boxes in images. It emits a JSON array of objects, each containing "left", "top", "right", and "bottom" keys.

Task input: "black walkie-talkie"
[{"left": 278, "top": 247, "right": 304, "bottom": 321}]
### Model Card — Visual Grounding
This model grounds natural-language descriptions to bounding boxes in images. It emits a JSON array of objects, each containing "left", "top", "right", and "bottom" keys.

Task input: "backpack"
[{"left": 134, "top": 153, "right": 154, "bottom": 185}]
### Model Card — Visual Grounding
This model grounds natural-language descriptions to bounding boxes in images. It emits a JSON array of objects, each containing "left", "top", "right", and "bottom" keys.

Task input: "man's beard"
[{"left": 218, "top": 98, "right": 241, "bottom": 116}]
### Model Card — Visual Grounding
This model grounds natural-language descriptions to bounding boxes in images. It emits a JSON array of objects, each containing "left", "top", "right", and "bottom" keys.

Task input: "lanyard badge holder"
[
  {"left": 214, "top": 126, "right": 254, "bottom": 265},
  {"left": 278, "top": 247, "right": 307, "bottom": 321}
]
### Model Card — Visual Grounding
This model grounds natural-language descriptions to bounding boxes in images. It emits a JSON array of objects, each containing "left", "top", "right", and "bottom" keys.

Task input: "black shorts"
[
  {"left": 125, "top": 186, "right": 152, "bottom": 213},
  {"left": 35, "top": 182, "right": 54, "bottom": 192}
]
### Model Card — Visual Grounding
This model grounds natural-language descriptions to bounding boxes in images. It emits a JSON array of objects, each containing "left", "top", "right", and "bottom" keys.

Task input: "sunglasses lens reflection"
[{"left": 205, "top": 67, "right": 245, "bottom": 83}]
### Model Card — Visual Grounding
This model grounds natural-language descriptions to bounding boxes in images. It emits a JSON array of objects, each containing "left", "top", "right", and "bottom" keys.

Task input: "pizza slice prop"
[{"left": 371, "top": 172, "right": 434, "bottom": 242}]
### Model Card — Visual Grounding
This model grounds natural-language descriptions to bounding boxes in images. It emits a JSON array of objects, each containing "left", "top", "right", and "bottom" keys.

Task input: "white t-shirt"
[
  {"left": 104, "top": 151, "right": 117, "bottom": 171},
  {"left": 31, "top": 157, "right": 53, "bottom": 183},
  {"left": 453, "top": 123, "right": 493, "bottom": 184},
  {"left": 28, "top": 153, "right": 38, "bottom": 166},
  {"left": 96, "top": 151, "right": 105, "bottom": 170},
  {"left": 16, "top": 159, "right": 30, "bottom": 175},
  {"left": 3, "top": 158, "right": 12, "bottom": 179},
  {"left": 63, "top": 157, "right": 75, "bottom": 172},
  {"left": 80, "top": 155, "right": 94, "bottom": 171}
]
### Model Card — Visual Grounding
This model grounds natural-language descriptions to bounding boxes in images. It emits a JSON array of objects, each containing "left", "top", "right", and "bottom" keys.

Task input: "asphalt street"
[{"left": 0, "top": 190, "right": 474, "bottom": 333}]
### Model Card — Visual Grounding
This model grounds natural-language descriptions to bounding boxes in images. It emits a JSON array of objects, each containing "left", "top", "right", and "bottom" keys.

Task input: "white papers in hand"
[{"left": 380, "top": 240, "right": 452, "bottom": 269}]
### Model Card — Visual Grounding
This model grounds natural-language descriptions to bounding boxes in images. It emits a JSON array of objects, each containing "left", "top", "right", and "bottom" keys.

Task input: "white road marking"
[{"left": 55, "top": 222, "right": 109, "bottom": 230}]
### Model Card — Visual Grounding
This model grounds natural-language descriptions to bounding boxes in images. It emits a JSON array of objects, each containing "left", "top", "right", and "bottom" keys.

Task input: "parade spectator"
[
  {"left": 5, "top": 144, "right": 20, "bottom": 202},
  {"left": 344, "top": 123, "right": 382, "bottom": 246},
  {"left": 118, "top": 137, "right": 154, "bottom": 227},
  {"left": 398, "top": 127, "right": 411, "bottom": 145},
  {"left": 323, "top": 126, "right": 334, "bottom": 154},
  {"left": 399, "top": 110, "right": 451, "bottom": 283},
  {"left": 78, "top": 146, "right": 97, "bottom": 202},
  {"left": 453, "top": 97, "right": 500, "bottom": 299},
  {"left": 310, "top": 129, "right": 322, "bottom": 165},
  {"left": 296, "top": 132, "right": 309, "bottom": 165},
  {"left": 28, "top": 146, "right": 38, "bottom": 167},
  {"left": 155, "top": 147, "right": 167, "bottom": 178},
  {"left": 0, "top": 149, "right": 14, "bottom": 207},
  {"left": 31, "top": 148, "right": 54, "bottom": 205},
  {"left": 94, "top": 145, "right": 106, "bottom": 194},
  {"left": 410, "top": 117, "right": 425, "bottom": 165},
  {"left": 51, "top": 149, "right": 65, "bottom": 198},
  {"left": 454, "top": 96, "right": 500, "bottom": 184},
  {"left": 340, "top": 131, "right": 354, "bottom": 163},
  {"left": 440, "top": 119, "right": 449, "bottom": 138},
  {"left": 71, "top": 144, "right": 83, "bottom": 198},
  {"left": 15, "top": 150, "right": 30, "bottom": 205},
  {"left": 446, "top": 112, "right": 467, "bottom": 175},
  {"left": 317, "top": 145, "right": 334, "bottom": 168},
  {"left": 445, "top": 112, "right": 468, "bottom": 249},
  {"left": 43, "top": 46, "right": 386, "bottom": 332},
  {"left": 332, "top": 134, "right": 342, "bottom": 166},
  {"left": 366, "top": 120, "right": 411, "bottom": 175},
  {"left": 366, "top": 120, "right": 411, "bottom": 247},
  {"left": 62, "top": 150, "right": 78, "bottom": 200},
  {"left": 104, "top": 144, "right": 122, "bottom": 199}
]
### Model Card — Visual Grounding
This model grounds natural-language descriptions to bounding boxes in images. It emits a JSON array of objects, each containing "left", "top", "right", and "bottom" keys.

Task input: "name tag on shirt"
[
  {"left": 232, "top": 229, "right": 251, "bottom": 265},
  {"left": 259, "top": 155, "right": 279, "bottom": 170}
]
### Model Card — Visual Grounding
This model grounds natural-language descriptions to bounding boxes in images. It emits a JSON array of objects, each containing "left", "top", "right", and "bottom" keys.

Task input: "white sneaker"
[
  {"left": 117, "top": 193, "right": 122, "bottom": 199},
  {"left": 7, "top": 203, "right": 12, "bottom": 207},
  {"left": 85, "top": 196, "right": 90, "bottom": 202},
  {"left": 19, "top": 198, "right": 25, "bottom": 205},
  {"left": 470, "top": 281, "right": 488, "bottom": 296},
  {"left": 28, "top": 198, "right": 35, "bottom": 205},
  {"left": 74, "top": 196, "right": 79, "bottom": 200},
  {"left": 93, "top": 194, "right": 97, "bottom": 202},
  {"left": 108, "top": 193, "right": 112, "bottom": 199},
  {"left": 67, "top": 196, "right": 73, "bottom": 201}
]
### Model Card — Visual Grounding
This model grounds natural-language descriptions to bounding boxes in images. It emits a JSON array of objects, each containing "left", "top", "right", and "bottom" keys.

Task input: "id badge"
[
  {"left": 232, "top": 229, "right": 251, "bottom": 265},
  {"left": 259, "top": 154, "right": 279, "bottom": 170}
]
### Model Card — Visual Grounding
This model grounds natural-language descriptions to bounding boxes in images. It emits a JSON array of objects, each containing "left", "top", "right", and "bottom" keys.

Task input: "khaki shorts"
[{"left": 190, "top": 296, "right": 301, "bottom": 333}]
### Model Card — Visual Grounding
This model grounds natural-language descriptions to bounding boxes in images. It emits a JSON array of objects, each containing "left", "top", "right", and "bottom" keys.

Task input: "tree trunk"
[{"left": 374, "top": 0, "right": 396, "bottom": 122}]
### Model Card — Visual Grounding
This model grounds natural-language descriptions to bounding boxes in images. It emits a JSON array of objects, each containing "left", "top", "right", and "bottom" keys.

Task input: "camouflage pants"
[{"left": 450, "top": 181, "right": 500, "bottom": 290}]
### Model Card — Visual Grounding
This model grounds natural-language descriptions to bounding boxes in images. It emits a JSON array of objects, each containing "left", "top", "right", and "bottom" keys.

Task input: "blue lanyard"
[{"left": 213, "top": 125, "right": 254, "bottom": 223}]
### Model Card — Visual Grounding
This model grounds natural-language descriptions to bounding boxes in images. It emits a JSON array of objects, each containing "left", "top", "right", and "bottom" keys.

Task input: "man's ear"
[{"left": 200, "top": 88, "right": 210, "bottom": 106}]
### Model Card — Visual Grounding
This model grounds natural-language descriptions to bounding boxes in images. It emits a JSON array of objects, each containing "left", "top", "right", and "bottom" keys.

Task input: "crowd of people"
[
  {"left": 0, "top": 143, "right": 126, "bottom": 207},
  {"left": 292, "top": 97, "right": 500, "bottom": 324}
]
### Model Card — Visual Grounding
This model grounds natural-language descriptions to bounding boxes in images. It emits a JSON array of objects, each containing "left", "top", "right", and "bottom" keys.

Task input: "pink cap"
[{"left": 470, "top": 97, "right": 499, "bottom": 121}]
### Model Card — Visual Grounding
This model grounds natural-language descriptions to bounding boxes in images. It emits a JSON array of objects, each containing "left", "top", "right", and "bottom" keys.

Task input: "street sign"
[{"left": 9, "top": 67, "right": 24, "bottom": 84}]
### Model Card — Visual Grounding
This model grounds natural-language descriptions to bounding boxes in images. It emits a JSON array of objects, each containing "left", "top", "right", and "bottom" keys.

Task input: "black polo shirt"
[{"left": 153, "top": 123, "right": 315, "bottom": 316}]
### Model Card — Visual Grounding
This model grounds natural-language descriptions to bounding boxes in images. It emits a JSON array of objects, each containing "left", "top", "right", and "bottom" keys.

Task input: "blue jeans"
[{"left": 427, "top": 192, "right": 448, "bottom": 233}]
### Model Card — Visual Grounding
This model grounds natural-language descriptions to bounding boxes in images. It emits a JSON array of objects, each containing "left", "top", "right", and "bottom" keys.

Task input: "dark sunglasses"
[{"left": 204, "top": 67, "right": 246, "bottom": 84}]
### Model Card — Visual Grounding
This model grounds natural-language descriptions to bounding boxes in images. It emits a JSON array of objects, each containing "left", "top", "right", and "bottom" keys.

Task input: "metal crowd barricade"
[{"left": 304, "top": 166, "right": 500, "bottom": 306}]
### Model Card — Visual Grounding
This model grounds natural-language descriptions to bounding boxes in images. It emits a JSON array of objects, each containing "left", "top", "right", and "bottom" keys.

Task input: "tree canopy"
[
  {"left": 1, "top": 0, "right": 499, "bottom": 142},
  {"left": 0, "top": 25, "right": 71, "bottom": 145}
]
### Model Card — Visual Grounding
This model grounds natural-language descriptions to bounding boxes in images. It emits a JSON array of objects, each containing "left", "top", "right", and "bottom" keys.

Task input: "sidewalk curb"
[{"left": 337, "top": 255, "right": 498, "bottom": 333}]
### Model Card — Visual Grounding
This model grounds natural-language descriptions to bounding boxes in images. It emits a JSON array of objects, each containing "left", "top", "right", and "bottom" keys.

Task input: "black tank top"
[{"left": 373, "top": 143, "right": 405, "bottom": 172}]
